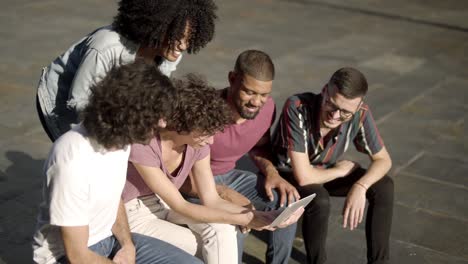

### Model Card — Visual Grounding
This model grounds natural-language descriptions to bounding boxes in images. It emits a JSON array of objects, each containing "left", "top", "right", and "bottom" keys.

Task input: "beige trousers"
[{"left": 125, "top": 195, "right": 238, "bottom": 264}]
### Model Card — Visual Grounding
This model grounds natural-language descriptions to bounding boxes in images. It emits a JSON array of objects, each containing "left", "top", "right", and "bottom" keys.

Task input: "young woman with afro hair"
[{"left": 35, "top": 0, "right": 217, "bottom": 141}]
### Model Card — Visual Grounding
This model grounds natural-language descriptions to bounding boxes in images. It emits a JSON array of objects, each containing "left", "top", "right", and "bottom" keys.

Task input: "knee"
[
  {"left": 263, "top": 189, "right": 281, "bottom": 209},
  {"left": 302, "top": 186, "right": 330, "bottom": 216},
  {"left": 369, "top": 176, "right": 394, "bottom": 205},
  {"left": 202, "top": 223, "right": 238, "bottom": 241}
]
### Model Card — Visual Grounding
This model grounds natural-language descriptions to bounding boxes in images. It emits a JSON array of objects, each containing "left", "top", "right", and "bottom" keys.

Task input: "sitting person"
[
  {"left": 122, "top": 74, "right": 303, "bottom": 264},
  {"left": 36, "top": 0, "right": 217, "bottom": 141},
  {"left": 32, "top": 60, "right": 202, "bottom": 264},
  {"left": 273, "top": 67, "right": 394, "bottom": 264},
  {"left": 182, "top": 49, "right": 301, "bottom": 264}
]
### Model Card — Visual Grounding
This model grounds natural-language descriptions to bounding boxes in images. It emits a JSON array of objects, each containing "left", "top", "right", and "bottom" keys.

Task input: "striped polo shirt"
[{"left": 273, "top": 92, "right": 384, "bottom": 169}]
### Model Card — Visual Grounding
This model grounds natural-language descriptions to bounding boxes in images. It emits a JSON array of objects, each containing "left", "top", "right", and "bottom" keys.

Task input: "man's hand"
[
  {"left": 342, "top": 183, "right": 367, "bottom": 230},
  {"left": 112, "top": 200, "right": 136, "bottom": 264},
  {"left": 334, "top": 160, "right": 358, "bottom": 177},
  {"left": 112, "top": 244, "right": 136, "bottom": 264},
  {"left": 264, "top": 172, "right": 300, "bottom": 207}
]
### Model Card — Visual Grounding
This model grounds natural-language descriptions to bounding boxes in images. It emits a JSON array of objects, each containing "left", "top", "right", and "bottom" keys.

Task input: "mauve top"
[
  {"left": 121, "top": 135, "right": 209, "bottom": 202},
  {"left": 210, "top": 95, "right": 275, "bottom": 175}
]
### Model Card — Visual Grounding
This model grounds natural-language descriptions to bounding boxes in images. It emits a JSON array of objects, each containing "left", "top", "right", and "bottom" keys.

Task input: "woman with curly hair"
[
  {"left": 32, "top": 60, "right": 203, "bottom": 264},
  {"left": 36, "top": 0, "right": 217, "bottom": 141},
  {"left": 122, "top": 74, "right": 291, "bottom": 264}
]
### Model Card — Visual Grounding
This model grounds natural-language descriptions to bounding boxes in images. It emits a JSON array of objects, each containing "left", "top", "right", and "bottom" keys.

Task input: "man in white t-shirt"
[{"left": 32, "top": 60, "right": 202, "bottom": 264}]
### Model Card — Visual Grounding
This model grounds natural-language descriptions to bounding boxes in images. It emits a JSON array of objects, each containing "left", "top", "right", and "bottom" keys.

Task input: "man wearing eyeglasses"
[{"left": 272, "top": 67, "right": 394, "bottom": 264}]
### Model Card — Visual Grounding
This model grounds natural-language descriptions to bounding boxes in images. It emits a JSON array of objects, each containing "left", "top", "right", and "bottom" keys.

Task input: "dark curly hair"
[
  {"left": 113, "top": 0, "right": 217, "bottom": 54},
  {"left": 82, "top": 60, "right": 176, "bottom": 149},
  {"left": 166, "top": 74, "right": 233, "bottom": 135}
]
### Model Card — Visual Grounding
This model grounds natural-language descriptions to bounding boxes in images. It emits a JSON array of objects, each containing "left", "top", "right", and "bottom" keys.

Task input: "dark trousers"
[{"left": 282, "top": 167, "right": 394, "bottom": 264}]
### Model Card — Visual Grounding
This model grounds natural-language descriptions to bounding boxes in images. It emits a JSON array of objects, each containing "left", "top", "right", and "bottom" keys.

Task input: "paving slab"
[
  {"left": 403, "top": 154, "right": 468, "bottom": 187},
  {"left": 395, "top": 171, "right": 468, "bottom": 220},
  {"left": 391, "top": 202, "right": 468, "bottom": 259},
  {"left": 1, "top": 0, "right": 468, "bottom": 263}
]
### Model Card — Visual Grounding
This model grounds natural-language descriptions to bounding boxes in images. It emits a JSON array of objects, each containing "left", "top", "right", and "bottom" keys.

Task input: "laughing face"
[
  {"left": 320, "top": 84, "right": 362, "bottom": 129},
  {"left": 159, "top": 22, "right": 191, "bottom": 62},
  {"left": 228, "top": 72, "right": 272, "bottom": 121}
]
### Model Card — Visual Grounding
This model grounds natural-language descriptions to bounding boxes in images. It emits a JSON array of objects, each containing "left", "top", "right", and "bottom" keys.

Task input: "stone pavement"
[{"left": 0, "top": 0, "right": 467, "bottom": 263}]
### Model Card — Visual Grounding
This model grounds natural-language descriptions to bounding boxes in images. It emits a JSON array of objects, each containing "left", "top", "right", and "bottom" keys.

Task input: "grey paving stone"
[
  {"left": 366, "top": 66, "right": 447, "bottom": 120},
  {"left": 391, "top": 203, "right": 468, "bottom": 259},
  {"left": 395, "top": 171, "right": 468, "bottom": 220},
  {"left": 1, "top": 0, "right": 468, "bottom": 263},
  {"left": 426, "top": 137, "right": 468, "bottom": 163},
  {"left": 0, "top": 137, "right": 49, "bottom": 217},
  {"left": 391, "top": 240, "right": 468, "bottom": 264},
  {"left": 360, "top": 53, "right": 426, "bottom": 75},
  {"left": 432, "top": 42, "right": 468, "bottom": 79},
  {"left": 0, "top": 237, "right": 33, "bottom": 264},
  {"left": 403, "top": 154, "right": 468, "bottom": 187},
  {"left": 296, "top": 0, "right": 468, "bottom": 29},
  {"left": 297, "top": 197, "right": 468, "bottom": 264}
]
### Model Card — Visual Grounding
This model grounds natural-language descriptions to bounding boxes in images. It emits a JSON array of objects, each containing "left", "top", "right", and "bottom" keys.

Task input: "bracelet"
[{"left": 355, "top": 182, "right": 368, "bottom": 190}]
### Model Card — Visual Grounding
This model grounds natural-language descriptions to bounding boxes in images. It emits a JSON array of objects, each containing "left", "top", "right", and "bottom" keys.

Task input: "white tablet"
[{"left": 270, "top": 193, "right": 316, "bottom": 227}]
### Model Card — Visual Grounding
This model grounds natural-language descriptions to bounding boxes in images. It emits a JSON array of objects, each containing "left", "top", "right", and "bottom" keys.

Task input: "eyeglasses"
[{"left": 323, "top": 89, "right": 361, "bottom": 121}]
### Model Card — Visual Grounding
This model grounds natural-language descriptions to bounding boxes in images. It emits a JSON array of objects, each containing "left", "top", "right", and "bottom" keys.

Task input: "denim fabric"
[
  {"left": 57, "top": 233, "right": 202, "bottom": 264},
  {"left": 189, "top": 169, "right": 297, "bottom": 264}
]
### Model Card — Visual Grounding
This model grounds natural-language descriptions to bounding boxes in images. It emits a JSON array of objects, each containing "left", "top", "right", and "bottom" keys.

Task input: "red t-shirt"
[{"left": 210, "top": 96, "right": 275, "bottom": 175}]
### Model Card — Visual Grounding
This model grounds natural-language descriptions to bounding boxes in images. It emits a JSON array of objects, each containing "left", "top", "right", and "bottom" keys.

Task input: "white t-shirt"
[{"left": 33, "top": 124, "right": 130, "bottom": 264}]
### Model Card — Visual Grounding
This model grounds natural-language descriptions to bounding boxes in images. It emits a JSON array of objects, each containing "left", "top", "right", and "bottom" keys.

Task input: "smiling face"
[
  {"left": 320, "top": 84, "right": 362, "bottom": 129},
  {"left": 228, "top": 72, "right": 272, "bottom": 121},
  {"left": 158, "top": 22, "right": 191, "bottom": 62}
]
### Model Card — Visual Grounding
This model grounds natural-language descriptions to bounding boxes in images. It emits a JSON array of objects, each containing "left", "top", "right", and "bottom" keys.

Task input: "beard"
[{"left": 235, "top": 102, "right": 260, "bottom": 120}]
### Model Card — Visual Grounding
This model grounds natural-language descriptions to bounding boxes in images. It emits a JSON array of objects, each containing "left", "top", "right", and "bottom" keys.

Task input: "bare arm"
[
  {"left": 289, "top": 150, "right": 357, "bottom": 185},
  {"left": 249, "top": 134, "right": 300, "bottom": 206},
  {"left": 61, "top": 226, "right": 114, "bottom": 264},
  {"left": 111, "top": 200, "right": 136, "bottom": 264},
  {"left": 180, "top": 171, "right": 253, "bottom": 209},
  {"left": 187, "top": 155, "right": 287, "bottom": 230},
  {"left": 342, "top": 147, "right": 392, "bottom": 230},
  {"left": 217, "top": 185, "right": 253, "bottom": 209},
  {"left": 192, "top": 155, "right": 303, "bottom": 230},
  {"left": 353, "top": 146, "right": 392, "bottom": 189},
  {"left": 191, "top": 156, "right": 254, "bottom": 215},
  {"left": 133, "top": 161, "right": 253, "bottom": 226}
]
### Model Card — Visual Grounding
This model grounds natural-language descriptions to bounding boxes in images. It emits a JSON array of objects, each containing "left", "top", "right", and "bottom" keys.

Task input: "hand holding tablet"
[{"left": 269, "top": 193, "right": 316, "bottom": 228}]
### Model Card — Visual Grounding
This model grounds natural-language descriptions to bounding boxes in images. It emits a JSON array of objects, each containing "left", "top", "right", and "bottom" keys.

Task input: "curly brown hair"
[
  {"left": 82, "top": 60, "right": 176, "bottom": 149},
  {"left": 113, "top": 0, "right": 217, "bottom": 54},
  {"left": 166, "top": 74, "right": 233, "bottom": 135}
]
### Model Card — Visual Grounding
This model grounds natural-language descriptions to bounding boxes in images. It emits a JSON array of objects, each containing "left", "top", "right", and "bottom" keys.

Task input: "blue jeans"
[
  {"left": 58, "top": 233, "right": 202, "bottom": 264},
  {"left": 212, "top": 169, "right": 297, "bottom": 264}
]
